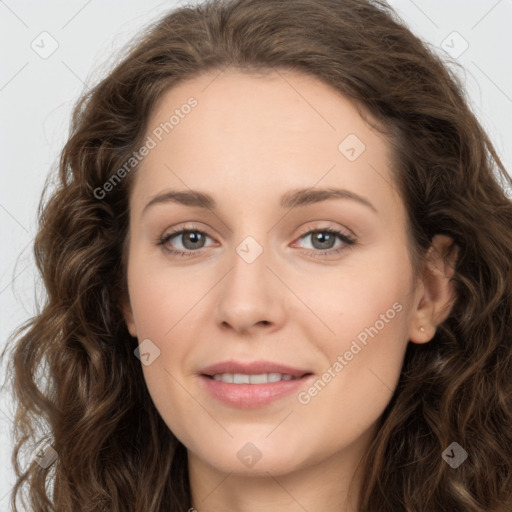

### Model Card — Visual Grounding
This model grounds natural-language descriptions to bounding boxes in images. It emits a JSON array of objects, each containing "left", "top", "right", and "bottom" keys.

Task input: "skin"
[{"left": 122, "top": 68, "right": 458, "bottom": 512}]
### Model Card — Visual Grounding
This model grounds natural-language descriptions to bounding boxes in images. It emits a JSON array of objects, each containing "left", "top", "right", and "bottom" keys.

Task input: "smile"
[{"left": 209, "top": 372, "right": 301, "bottom": 384}]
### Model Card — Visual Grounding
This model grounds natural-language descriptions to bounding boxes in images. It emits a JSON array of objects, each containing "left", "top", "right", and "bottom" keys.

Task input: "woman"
[{"left": 3, "top": 0, "right": 512, "bottom": 510}]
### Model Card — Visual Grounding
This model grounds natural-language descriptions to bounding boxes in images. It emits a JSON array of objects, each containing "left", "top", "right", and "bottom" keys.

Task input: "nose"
[{"left": 214, "top": 239, "right": 287, "bottom": 336}]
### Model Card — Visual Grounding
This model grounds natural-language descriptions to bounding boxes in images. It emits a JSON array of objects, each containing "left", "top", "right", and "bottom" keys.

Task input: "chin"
[{"left": 188, "top": 434, "right": 316, "bottom": 476}]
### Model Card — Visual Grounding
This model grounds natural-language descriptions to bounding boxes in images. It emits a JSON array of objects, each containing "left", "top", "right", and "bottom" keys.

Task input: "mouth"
[{"left": 198, "top": 360, "right": 314, "bottom": 408}]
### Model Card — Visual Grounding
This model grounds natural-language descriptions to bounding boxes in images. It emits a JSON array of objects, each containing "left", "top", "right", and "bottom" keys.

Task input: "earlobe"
[{"left": 408, "top": 234, "right": 459, "bottom": 344}]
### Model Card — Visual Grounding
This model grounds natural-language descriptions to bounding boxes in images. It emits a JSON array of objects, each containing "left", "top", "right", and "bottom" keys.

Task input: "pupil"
[
  {"left": 185, "top": 232, "right": 203, "bottom": 249},
  {"left": 313, "top": 232, "right": 334, "bottom": 249}
]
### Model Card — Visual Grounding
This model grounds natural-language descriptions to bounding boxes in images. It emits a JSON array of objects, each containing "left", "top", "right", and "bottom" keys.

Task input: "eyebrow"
[{"left": 141, "top": 186, "right": 378, "bottom": 217}]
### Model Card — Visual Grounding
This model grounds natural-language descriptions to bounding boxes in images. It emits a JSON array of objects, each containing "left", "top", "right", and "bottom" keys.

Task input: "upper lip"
[{"left": 200, "top": 360, "right": 312, "bottom": 378}]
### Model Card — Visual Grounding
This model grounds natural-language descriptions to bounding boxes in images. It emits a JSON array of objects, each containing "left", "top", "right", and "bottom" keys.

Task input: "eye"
[
  {"left": 293, "top": 227, "right": 356, "bottom": 257},
  {"left": 156, "top": 225, "right": 215, "bottom": 257},
  {"left": 156, "top": 224, "right": 356, "bottom": 259}
]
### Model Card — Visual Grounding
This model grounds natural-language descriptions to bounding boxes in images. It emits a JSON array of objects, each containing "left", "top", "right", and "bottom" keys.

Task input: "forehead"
[
  {"left": 146, "top": 68, "right": 380, "bottom": 152},
  {"left": 130, "top": 69, "right": 401, "bottom": 224}
]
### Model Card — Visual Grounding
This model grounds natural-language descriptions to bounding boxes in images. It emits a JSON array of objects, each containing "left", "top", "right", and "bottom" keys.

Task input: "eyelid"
[
  {"left": 294, "top": 221, "right": 356, "bottom": 239},
  {"left": 157, "top": 223, "right": 216, "bottom": 248}
]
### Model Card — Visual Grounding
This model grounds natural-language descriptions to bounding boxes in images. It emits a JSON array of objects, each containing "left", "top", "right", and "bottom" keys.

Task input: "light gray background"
[{"left": 1, "top": 0, "right": 511, "bottom": 508}]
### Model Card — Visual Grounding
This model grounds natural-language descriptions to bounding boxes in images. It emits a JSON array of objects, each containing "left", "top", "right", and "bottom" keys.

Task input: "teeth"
[
  {"left": 249, "top": 374, "right": 267, "bottom": 384},
  {"left": 234, "top": 373, "right": 250, "bottom": 384},
  {"left": 211, "top": 373, "right": 298, "bottom": 384}
]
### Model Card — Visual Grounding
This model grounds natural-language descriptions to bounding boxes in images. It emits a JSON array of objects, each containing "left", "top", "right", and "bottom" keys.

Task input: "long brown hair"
[{"left": 3, "top": 0, "right": 512, "bottom": 510}]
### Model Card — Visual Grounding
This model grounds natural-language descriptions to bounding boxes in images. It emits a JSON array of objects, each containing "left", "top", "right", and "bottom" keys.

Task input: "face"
[{"left": 122, "top": 69, "right": 428, "bottom": 479}]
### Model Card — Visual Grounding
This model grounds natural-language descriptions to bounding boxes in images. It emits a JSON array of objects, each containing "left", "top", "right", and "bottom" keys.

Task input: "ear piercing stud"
[{"left": 420, "top": 326, "right": 425, "bottom": 332}]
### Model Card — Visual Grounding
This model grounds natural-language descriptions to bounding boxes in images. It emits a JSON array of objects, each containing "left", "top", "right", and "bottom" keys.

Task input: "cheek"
[
  {"left": 126, "top": 249, "right": 209, "bottom": 414},
  {"left": 296, "top": 244, "right": 412, "bottom": 419},
  {"left": 126, "top": 248, "right": 204, "bottom": 338},
  {"left": 293, "top": 311, "right": 409, "bottom": 465},
  {"left": 126, "top": 255, "right": 201, "bottom": 443},
  {"left": 301, "top": 239, "right": 413, "bottom": 350}
]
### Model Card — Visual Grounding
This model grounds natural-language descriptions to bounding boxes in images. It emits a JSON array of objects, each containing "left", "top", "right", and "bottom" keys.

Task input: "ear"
[
  {"left": 121, "top": 297, "right": 137, "bottom": 338},
  {"left": 408, "top": 234, "right": 458, "bottom": 344}
]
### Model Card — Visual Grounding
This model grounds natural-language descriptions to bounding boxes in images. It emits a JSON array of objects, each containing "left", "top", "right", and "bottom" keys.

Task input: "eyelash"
[{"left": 156, "top": 224, "right": 356, "bottom": 259}]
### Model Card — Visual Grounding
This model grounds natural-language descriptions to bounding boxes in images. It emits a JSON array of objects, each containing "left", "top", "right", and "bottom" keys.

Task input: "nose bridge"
[
  {"left": 226, "top": 232, "right": 272, "bottom": 296},
  {"left": 235, "top": 234, "right": 266, "bottom": 266},
  {"left": 214, "top": 230, "right": 284, "bottom": 332}
]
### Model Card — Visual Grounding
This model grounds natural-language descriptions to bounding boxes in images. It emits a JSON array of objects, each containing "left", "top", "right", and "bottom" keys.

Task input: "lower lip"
[{"left": 200, "top": 375, "right": 313, "bottom": 408}]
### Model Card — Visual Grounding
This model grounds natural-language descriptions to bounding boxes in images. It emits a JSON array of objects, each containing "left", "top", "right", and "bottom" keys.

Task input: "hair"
[{"left": 2, "top": 0, "right": 512, "bottom": 510}]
